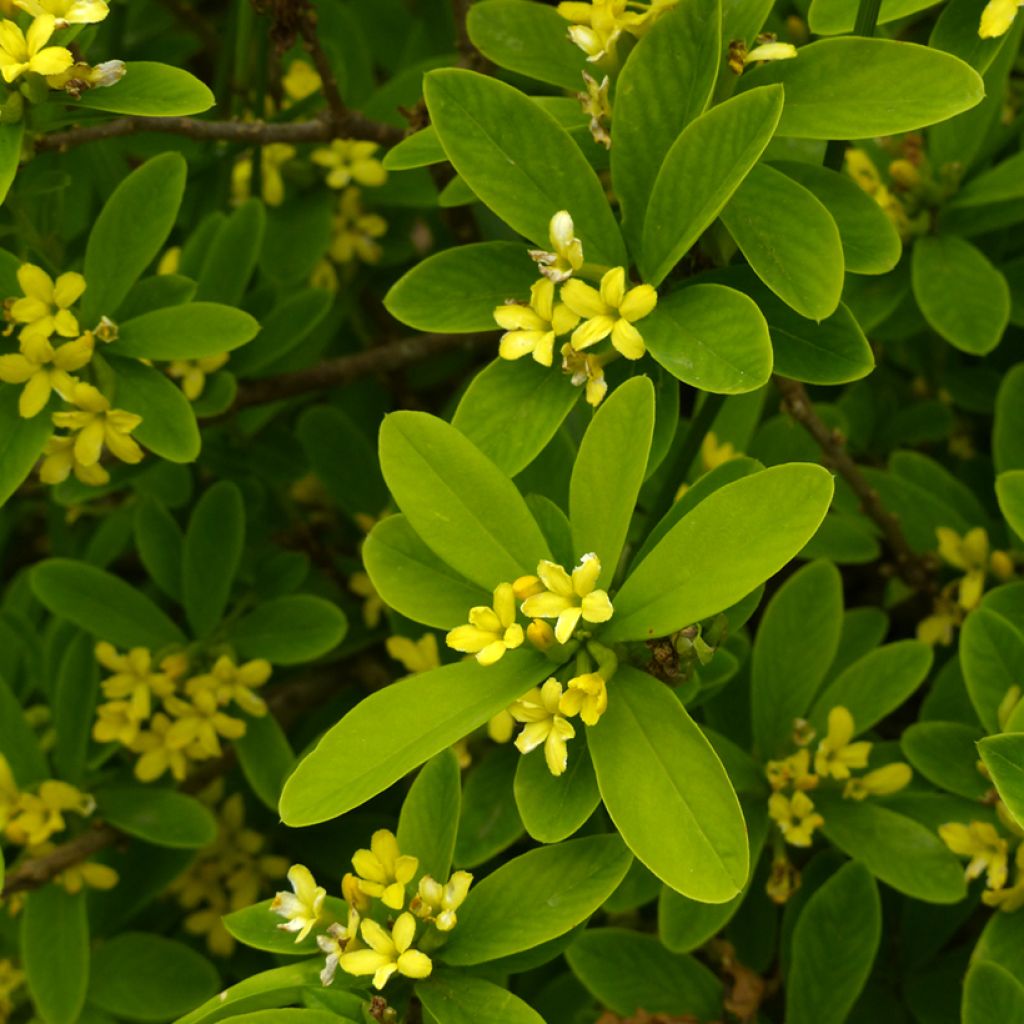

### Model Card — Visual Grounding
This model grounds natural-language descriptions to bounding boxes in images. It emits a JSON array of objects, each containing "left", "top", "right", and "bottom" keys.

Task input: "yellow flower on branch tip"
[
  {"left": 16, "top": 0, "right": 108, "bottom": 25},
  {"left": 5, "top": 780, "right": 94, "bottom": 845},
  {"left": 282, "top": 59, "right": 321, "bottom": 102},
  {"left": 386, "top": 633, "right": 440, "bottom": 675},
  {"left": 446, "top": 582, "right": 524, "bottom": 665},
  {"left": 0, "top": 15, "right": 72, "bottom": 83},
  {"left": 561, "top": 342, "right": 607, "bottom": 407},
  {"left": 163, "top": 690, "right": 247, "bottom": 759},
  {"left": 187, "top": 655, "right": 273, "bottom": 717},
  {"left": 494, "top": 277, "right": 579, "bottom": 367},
  {"left": 529, "top": 210, "right": 584, "bottom": 282},
  {"left": 765, "top": 748, "right": 818, "bottom": 792},
  {"left": 814, "top": 706, "right": 871, "bottom": 780},
  {"left": 520, "top": 553, "right": 613, "bottom": 644},
  {"left": 130, "top": 712, "right": 189, "bottom": 782},
  {"left": 51, "top": 382, "right": 144, "bottom": 470},
  {"left": 510, "top": 678, "right": 576, "bottom": 776},
  {"left": 9, "top": 264, "right": 84, "bottom": 344},
  {"left": 167, "top": 352, "right": 230, "bottom": 401},
  {"left": 843, "top": 762, "right": 913, "bottom": 801},
  {"left": 312, "top": 139, "right": 387, "bottom": 189},
  {"left": 939, "top": 821, "right": 1009, "bottom": 890},
  {"left": 317, "top": 911, "right": 361, "bottom": 986},
  {"left": 339, "top": 912, "right": 432, "bottom": 990},
  {"left": 95, "top": 642, "right": 180, "bottom": 721},
  {"left": 558, "top": 671, "right": 608, "bottom": 726},
  {"left": 411, "top": 870, "right": 473, "bottom": 931},
  {"left": 0, "top": 331, "right": 93, "bottom": 418},
  {"left": 562, "top": 267, "right": 657, "bottom": 360},
  {"left": 330, "top": 187, "right": 387, "bottom": 265},
  {"left": 768, "top": 790, "right": 824, "bottom": 848},
  {"left": 979, "top": 0, "right": 1022, "bottom": 37},
  {"left": 351, "top": 829, "right": 419, "bottom": 910},
  {"left": 271, "top": 864, "right": 326, "bottom": 943}
]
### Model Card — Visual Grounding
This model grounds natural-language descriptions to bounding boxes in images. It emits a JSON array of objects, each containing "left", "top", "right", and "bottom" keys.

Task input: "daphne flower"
[
  {"left": 167, "top": 353, "right": 229, "bottom": 401},
  {"left": 561, "top": 342, "right": 608, "bottom": 407},
  {"left": 558, "top": 671, "right": 608, "bottom": 726},
  {"left": 0, "top": 331, "right": 93, "bottom": 417},
  {"left": 271, "top": 864, "right": 326, "bottom": 943},
  {"left": 446, "top": 583, "right": 524, "bottom": 665},
  {"left": 51, "top": 382, "right": 144, "bottom": 472},
  {"left": 939, "top": 821, "right": 1009, "bottom": 890},
  {"left": 8, "top": 264, "right": 85, "bottom": 344},
  {"left": 521, "top": 554, "right": 613, "bottom": 644},
  {"left": 16, "top": 0, "right": 108, "bottom": 25},
  {"left": 187, "top": 655, "right": 272, "bottom": 717},
  {"left": 317, "top": 911, "right": 361, "bottom": 986},
  {"left": 510, "top": 678, "right": 576, "bottom": 776},
  {"left": 529, "top": 210, "right": 584, "bottom": 282},
  {"left": 312, "top": 139, "right": 387, "bottom": 189},
  {"left": 329, "top": 187, "right": 387, "bottom": 265},
  {"left": 282, "top": 59, "right": 321, "bottom": 102},
  {"left": 494, "top": 278, "right": 579, "bottom": 367},
  {"left": 351, "top": 829, "right": 419, "bottom": 911},
  {"left": 0, "top": 15, "right": 73, "bottom": 83},
  {"left": 386, "top": 633, "right": 440, "bottom": 675},
  {"left": 339, "top": 913, "right": 432, "bottom": 990},
  {"left": 5, "top": 781, "right": 94, "bottom": 845},
  {"left": 411, "top": 870, "right": 473, "bottom": 931},
  {"left": 814, "top": 707, "right": 871, "bottom": 780},
  {"left": 768, "top": 790, "right": 824, "bottom": 848},
  {"left": 562, "top": 267, "right": 657, "bottom": 359}
]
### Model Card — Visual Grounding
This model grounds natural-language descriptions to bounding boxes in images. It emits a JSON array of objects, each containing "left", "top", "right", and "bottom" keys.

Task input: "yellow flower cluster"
[
  {"left": 271, "top": 830, "right": 471, "bottom": 991},
  {"left": 940, "top": 810, "right": 1024, "bottom": 912},
  {"left": 170, "top": 784, "right": 289, "bottom": 956},
  {"left": 557, "top": 0, "right": 677, "bottom": 63},
  {"left": 0, "top": 959, "right": 24, "bottom": 1022},
  {"left": 493, "top": 212, "right": 657, "bottom": 407},
  {"left": 92, "top": 644, "right": 272, "bottom": 784},
  {"left": 167, "top": 352, "right": 230, "bottom": 401},
  {"left": 328, "top": 186, "right": 388, "bottom": 267}
]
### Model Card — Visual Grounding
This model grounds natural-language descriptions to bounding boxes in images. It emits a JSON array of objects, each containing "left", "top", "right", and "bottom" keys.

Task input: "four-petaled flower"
[
  {"left": 529, "top": 210, "right": 584, "bottom": 282},
  {"left": 312, "top": 139, "right": 387, "bottom": 189},
  {"left": 494, "top": 278, "right": 579, "bottom": 367},
  {"left": 558, "top": 671, "right": 608, "bottom": 726},
  {"left": 521, "top": 553, "right": 613, "bottom": 644},
  {"left": 510, "top": 678, "right": 576, "bottom": 777},
  {"left": 0, "top": 14, "right": 73, "bottom": 83},
  {"left": 814, "top": 706, "right": 871, "bottom": 780},
  {"left": 50, "top": 382, "right": 144, "bottom": 477},
  {"left": 95, "top": 642, "right": 181, "bottom": 720},
  {"left": 768, "top": 790, "right": 824, "bottom": 848},
  {"left": 338, "top": 912, "right": 432, "bottom": 990},
  {"left": 562, "top": 267, "right": 657, "bottom": 360},
  {"left": 446, "top": 582, "right": 525, "bottom": 665},
  {"left": 271, "top": 864, "right": 326, "bottom": 943},
  {"left": 0, "top": 331, "right": 93, "bottom": 418},
  {"left": 351, "top": 829, "right": 419, "bottom": 911},
  {"left": 187, "top": 655, "right": 272, "bottom": 717},
  {"left": 8, "top": 264, "right": 85, "bottom": 344},
  {"left": 411, "top": 870, "right": 473, "bottom": 931},
  {"left": 168, "top": 353, "right": 230, "bottom": 401}
]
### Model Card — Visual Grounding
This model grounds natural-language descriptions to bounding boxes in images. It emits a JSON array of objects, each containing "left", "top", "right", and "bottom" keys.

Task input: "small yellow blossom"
[
  {"left": 766, "top": 855, "right": 801, "bottom": 904},
  {"left": 187, "top": 655, "right": 272, "bottom": 718},
  {"left": 130, "top": 712, "right": 189, "bottom": 782},
  {"left": 386, "top": 633, "right": 440, "bottom": 675},
  {"left": 493, "top": 277, "right": 579, "bottom": 367},
  {"left": 50, "top": 382, "right": 144, "bottom": 475},
  {"left": 164, "top": 689, "right": 247, "bottom": 758},
  {"left": 92, "top": 699, "right": 140, "bottom": 746},
  {"left": 983, "top": 845, "right": 1024, "bottom": 912},
  {"left": 768, "top": 790, "right": 824, "bottom": 847},
  {"left": 232, "top": 144, "right": 296, "bottom": 207},
  {"left": 282, "top": 59, "right": 321, "bottom": 102},
  {"left": 338, "top": 912, "right": 432, "bottom": 990},
  {"left": 157, "top": 248, "right": 181, "bottom": 276},
  {"left": 8, "top": 264, "right": 84, "bottom": 344},
  {"left": 526, "top": 618, "right": 556, "bottom": 652},
  {"left": 167, "top": 353, "right": 230, "bottom": 401},
  {"left": 25, "top": 841, "right": 119, "bottom": 893},
  {"left": 95, "top": 642, "right": 180, "bottom": 720},
  {"left": 5, "top": 780, "right": 94, "bottom": 845},
  {"left": 509, "top": 678, "right": 576, "bottom": 776},
  {"left": 529, "top": 210, "right": 584, "bottom": 282},
  {"left": 936, "top": 526, "right": 1001, "bottom": 610},
  {"left": 814, "top": 707, "right": 871, "bottom": 780},
  {"left": 561, "top": 342, "right": 608, "bottom": 407},
  {"left": 16, "top": 0, "right": 108, "bottom": 24},
  {"left": 349, "top": 570, "right": 385, "bottom": 629},
  {"left": 744, "top": 40, "right": 799, "bottom": 64},
  {"left": 0, "top": 14, "right": 72, "bottom": 83},
  {"left": 446, "top": 582, "right": 524, "bottom": 665},
  {"left": 317, "top": 910, "right": 361, "bottom": 986},
  {"left": 312, "top": 139, "right": 387, "bottom": 189},
  {"left": 0, "top": 959, "right": 24, "bottom": 1019},
  {"left": 487, "top": 708, "right": 516, "bottom": 743},
  {"left": 329, "top": 187, "right": 387, "bottom": 265},
  {"left": 271, "top": 864, "right": 326, "bottom": 943},
  {"left": 0, "top": 331, "right": 93, "bottom": 417},
  {"left": 939, "top": 821, "right": 1009, "bottom": 890},
  {"left": 979, "top": 0, "right": 1022, "bottom": 37},
  {"left": 765, "top": 749, "right": 818, "bottom": 792},
  {"left": 916, "top": 594, "right": 961, "bottom": 646},
  {"left": 843, "top": 762, "right": 913, "bottom": 800},
  {"left": 342, "top": 870, "right": 371, "bottom": 914},
  {"left": 410, "top": 870, "right": 473, "bottom": 931},
  {"left": 562, "top": 267, "right": 657, "bottom": 360},
  {"left": 521, "top": 554, "right": 613, "bottom": 644},
  {"left": 558, "top": 671, "right": 608, "bottom": 726},
  {"left": 351, "top": 829, "right": 419, "bottom": 911}
]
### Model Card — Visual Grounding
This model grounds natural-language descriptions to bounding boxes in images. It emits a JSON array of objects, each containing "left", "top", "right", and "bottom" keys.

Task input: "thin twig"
[
  {"left": 296, "top": 1, "right": 348, "bottom": 128},
  {"left": 774, "top": 375, "right": 936, "bottom": 594}
]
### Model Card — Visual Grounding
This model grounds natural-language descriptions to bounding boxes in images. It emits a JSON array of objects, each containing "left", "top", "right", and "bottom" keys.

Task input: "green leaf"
[
  {"left": 364, "top": 514, "right": 487, "bottom": 630},
  {"left": 978, "top": 734, "right": 1024, "bottom": 831},
  {"left": 183, "top": 481, "right": 245, "bottom": 637},
  {"left": 229, "top": 595, "right": 347, "bottom": 665},
  {"left": 83, "top": 152, "right": 187, "bottom": 322},
  {"left": 53, "top": 634, "right": 99, "bottom": 785},
  {"left": 118, "top": 273, "right": 197, "bottom": 321},
  {"left": 960, "top": 607, "right": 1024, "bottom": 732},
  {"left": 514, "top": 737, "right": 600, "bottom": 844},
  {"left": 196, "top": 199, "right": 265, "bottom": 305},
  {"left": 109, "top": 356, "right": 201, "bottom": 463},
  {"left": 454, "top": 744, "right": 525, "bottom": 867},
  {"left": 465, "top": 0, "right": 589, "bottom": 90},
  {"left": 809, "top": 0, "right": 940, "bottom": 34},
  {"left": 134, "top": 495, "right": 184, "bottom": 601},
  {"left": 31, "top": 558, "right": 186, "bottom": 648},
  {"left": 452, "top": 358, "right": 581, "bottom": 478},
  {"left": 772, "top": 161, "right": 901, "bottom": 276},
  {"left": 379, "top": 411, "right": 550, "bottom": 590},
  {"left": 752, "top": 560, "right": 844, "bottom": 758},
  {"left": 738, "top": 39, "right": 984, "bottom": 138},
  {"left": 383, "top": 127, "right": 446, "bottom": 170},
  {"left": 114, "top": 303, "right": 260, "bottom": 360},
  {"left": 424, "top": 68, "right": 626, "bottom": 267},
  {"left": 0, "top": 385, "right": 54, "bottom": 507},
  {"left": 641, "top": 85, "right": 783, "bottom": 286},
  {"left": 385, "top": 242, "right": 536, "bottom": 333},
  {"left": 440, "top": 834, "right": 633, "bottom": 965},
  {"left": 570, "top": 377, "right": 654, "bottom": 588},
  {"left": 612, "top": 0, "right": 721, "bottom": 254},
  {"left": 398, "top": 748, "right": 462, "bottom": 882},
  {"left": 88, "top": 934, "right": 219, "bottom": 1022},
  {"left": 75, "top": 62, "right": 215, "bottom": 116},
  {"left": 787, "top": 862, "right": 881, "bottom": 1024},
  {"left": 997, "top": 471, "right": 1024, "bottom": 537},
  {"left": 963, "top": 960, "right": 1024, "bottom": 1024},
  {"left": 22, "top": 885, "right": 90, "bottom": 1024},
  {"left": 902, "top": 722, "right": 990, "bottom": 800},
  {"left": 606, "top": 464, "right": 834, "bottom": 641},
  {"left": 588, "top": 666, "right": 747, "bottom": 902},
  {"left": 0, "top": 675, "right": 47, "bottom": 784},
  {"left": 912, "top": 235, "right": 1009, "bottom": 355},
  {"left": 642, "top": 284, "right": 772, "bottom": 393},
  {"left": 231, "top": 288, "right": 331, "bottom": 376},
  {"left": 235, "top": 712, "right": 296, "bottom": 811},
  {"left": 228, "top": 1013, "right": 350, "bottom": 1024},
  {"left": 95, "top": 786, "right": 217, "bottom": 848},
  {"left": 416, "top": 971, "right": 545, "bottom": 1024},
  {"left": 721, "top": 163, "right": 844, "bottom": 321},
  {"left": 995, "top": 365, "right": 1024, "bottom": 474},
  {"left": 815, "top": 793, "right": 966, "bottom": 903},
  {"left": 566, "top": 928, "right": 722, "bottom": 1019},
  {"left": 223, "top": 896, "right": 349, "bottom": 957},
  {"left": 279, "top": 651, "right": 551, "bottom": 825},
  {"left": 946, "top": 151, "right": 1024, "bottom": 214},
  {"left": 0, "top": 121, "right": 23, "bottom": 207}
]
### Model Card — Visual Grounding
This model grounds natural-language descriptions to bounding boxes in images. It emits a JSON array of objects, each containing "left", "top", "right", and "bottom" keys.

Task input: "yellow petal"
[
  {"left": 554, "top": 606, "right": 583, "bottom": 643},
  {"left": 619, "top": 283, "right": 658, "bottom": 321},
  {"left": 571, "top": 553, "right": 601, "bottom": 596},
  {"left": 561, "top": 278, "right": 608, "bottom": 319},
  {"left": 499, "top": 330, "right": 542, "bottom": 361},
  {"left": 571, "top": 315, "right": 615, "bottom": 350},
  {"left": 611, "top": 317, "right": 646, "bottom": 359},
  {"left": 599, "top": 266, "right": 626, "bottom": 308},
  {"left": 581, "top": 589, "right": 613, "bottom": 623},
  {"left": 17, "top": 263, "right": 54, "bottom": 303}
]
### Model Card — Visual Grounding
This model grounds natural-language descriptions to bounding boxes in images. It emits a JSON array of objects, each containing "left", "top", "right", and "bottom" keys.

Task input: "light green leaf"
[
  {"left": 0, "top": 122, "right": 23, "bottom": 206},
  {"left": 641, "top": 85, "right": 783, "bottom": 286},
  {"left": 902, "top": 722, "right": 990, "bottom": 800},
  {"left": 514, "top": 738, "right": 600, "bottom": 844},
  {"left": 134, "top": 495, "right": 184, "bottom": 601},
  {"left": 978, "top": 734, "right": 1024, "bottom": 831},
  {"left": 95, "top": 786, "right": 217, "bottom": 849},
  {"left": 454, "top": 744, "right": 525, "bottom": 868},
  {"left": 22, "top": 886, "right": 89, "bottom": 1024},
  {"left": 440, "top": 834, "right": 633, "bottom": 964},
  {"left": 383, "top": 127, "right": 446, "bottom": 170},
  {"left": 75, "top": 62, "right": 215, "bottom": 116},
  {"left": 0, "top": 385, "right": 54, "bottom": 508},
  {"left": 229, "top": 595, "right": 347, "bottom": 666},
  {"left": 113, "top": 303, "right": 260, "bottom": 360},
  {"left": 997, "top": 470, "right": 1024, "bottom": 537},
  {"left": 946, "top": 151, "right": 1024, "bottom": 212},
  {"left": 279, "top": 651, "right": 551, "bottom": 825},
  {"left": 960, "top": 607, "right": 1024, "bottom": 732},
  {"left": 234, "top": 713, "right": 296, "bottom": 811},
  {"left": 416, "top": 971, "right": 545, "bottom": 1024},
  {"left": 589, "top": 666, "right": 747, "bottom": 902},
  {"left": 809, "top": 0, "right": 940, "bottom": 35},
  {"left": 963, "top": 960, "right": 1024, "bottom": 1024},
  {"left": 223, "top": 896, "right": 349, "bottom": 957},
  {"left": 398, "top": 748, "right": 463, "bottom": 882}
]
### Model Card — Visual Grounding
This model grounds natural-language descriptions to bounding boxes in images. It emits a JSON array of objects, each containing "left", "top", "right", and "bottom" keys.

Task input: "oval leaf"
[
  {"left": 229, "top": 595, "right": 347, "bottom": 666},
  {"left": 114, "top": 303, "right": 260, "bottom": 360},
  {"left": 75, "top": 62, "right": 215, "bottom": 116},
  {"left": 95, "top": 786, "right": 217, "bottom": 849}
]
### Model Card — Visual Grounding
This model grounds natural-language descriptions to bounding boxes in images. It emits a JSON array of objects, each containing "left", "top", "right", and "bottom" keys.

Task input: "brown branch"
[
  {"left": 451, "top": 0, "right": 490, "bottom": 71},
  {"left": 2, "top": 823, "right": 120, "bottom": 896},
  {"left": 774, "top": 375, "right": 936, "bottom": 594},
  {"left": 297, "top": 2, "right": 347, "bottom": 128}
]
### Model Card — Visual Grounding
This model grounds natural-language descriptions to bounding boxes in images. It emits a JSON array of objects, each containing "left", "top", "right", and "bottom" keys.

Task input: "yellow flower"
[
  {"left": 936, "top": 526, "right": 995, "bottom": 610},
  {"left": 95, "top": 642, "right": 180, "bottom": 720},
  {"left": 8, "top": 264, "right": 84, "bottom": 344},
  {"left": 167, "top": 353, "right": 230, "bottom": 401},
  {"left": 561, "top": 342, "right": 608, "bottom": 407},
  {"left": 92, "top": 699, "right": 140, "bottom": 746},
  {"left": 271, "top": 864, "right": 326, "bottom": 943},
  {"left": 494, "top": 277, "right": 580, "bottom": 367},
  {"left": 329, "top": 187, "right": 387, "bottom": 265},
  {"left": 312, "top": 139, "right": 387, "bottom": 189},
  {"left": 939, "top": 821, "right": 1009, "bottom": 890},
  {"left": 446, "top": 582, "right": 525, "bottom": 665},
  {"left": 51, "top": 382, "right": 144, "bottom": 473},
  {"left": 351, "top": 829, "right": 419, "bottom": 911},
  {"left": 765, "top": 749, "right": 818, "bottom": 792},
  {"left": 349, "top": 570, "right": 385, "bottom": 628},
  {"left": 526, "top": 618, "right": 556, "bottom": 652},
  {"left": 410, "top": 870, "right": 473, "bottom": 931},
  {"left": 163, "top": 689, "right": 247, "bottom": 759},
  {"left": 916, "top": 598, "right": 960, "bottom": 646},
  {"left": 701, "top": 431, "right": 738, "bottom": 472},
  {"left": 187, "top": 655, "right": 272, "bottom": 717},
  {"left": 520, "top": 554, "right": 613, "bottom": 644},
  {"left": 509, "top": 678, "right": 576, "bottom": 776},
  {"left": 843, "top": 763, "right": 913, "bottom": 801},
  {"left": 232, "top": 144, "right": 296, "bottom": 207},
  {"left": 0, "top": 753, "right": 20, "bottom": 831},
  {"left": 130, "top": 712, "right": 189, "bottom": 782},
  {"left": 317, "top": 910, "right": 361, "bottom": 986},
  {"left": 0, "top": 331, "right": 93, "bottom": 417},
  {"left": 562, "top": 267, "right": 657, "bottom": 360},
  {"left": 157, "top": 248, "right": 181, "bottom": 275},
  {"left": 558, "top": 671, "right": 608, "bottom": 726},
  {"left": 16, "top": 0, "right": 108, "bottom": 25},
  {"left": 814, "top": 707, "right": 871, "bottom": 780},
  {"left": 983, "top": 845, "right": 1024, "bottom": 912},
  {"left": 5, "top": 780, "right": 94, "bottom": 845},
  {"left": 282, "top": 59, "right": 321, "bottom": 102},
  {"left": 386, "top": 633, "right": 440, "bottom": 675},
  {"left": 768, "top": 790, "right": 824, "bottom": 847},
  {"left": 342, "top": 870, "right": 371, "bottom": 914},
  {"left": 0, "top": 14, "right": 73, "bottom": 83},
  {"left": 339, "top": 912, "right": 432, "bottom": 990},
  {"left": 487, "top": 708, "right": 515, "bottom": 743},
  {"left": 528, "top": 210, "right": 584, "bottom": 282},
  {"left": 979, "top": 0, "right": 1022, "bottom": 37},
  {"left": 0, "top": 959, "right": 24, "bottom": 1019}
]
